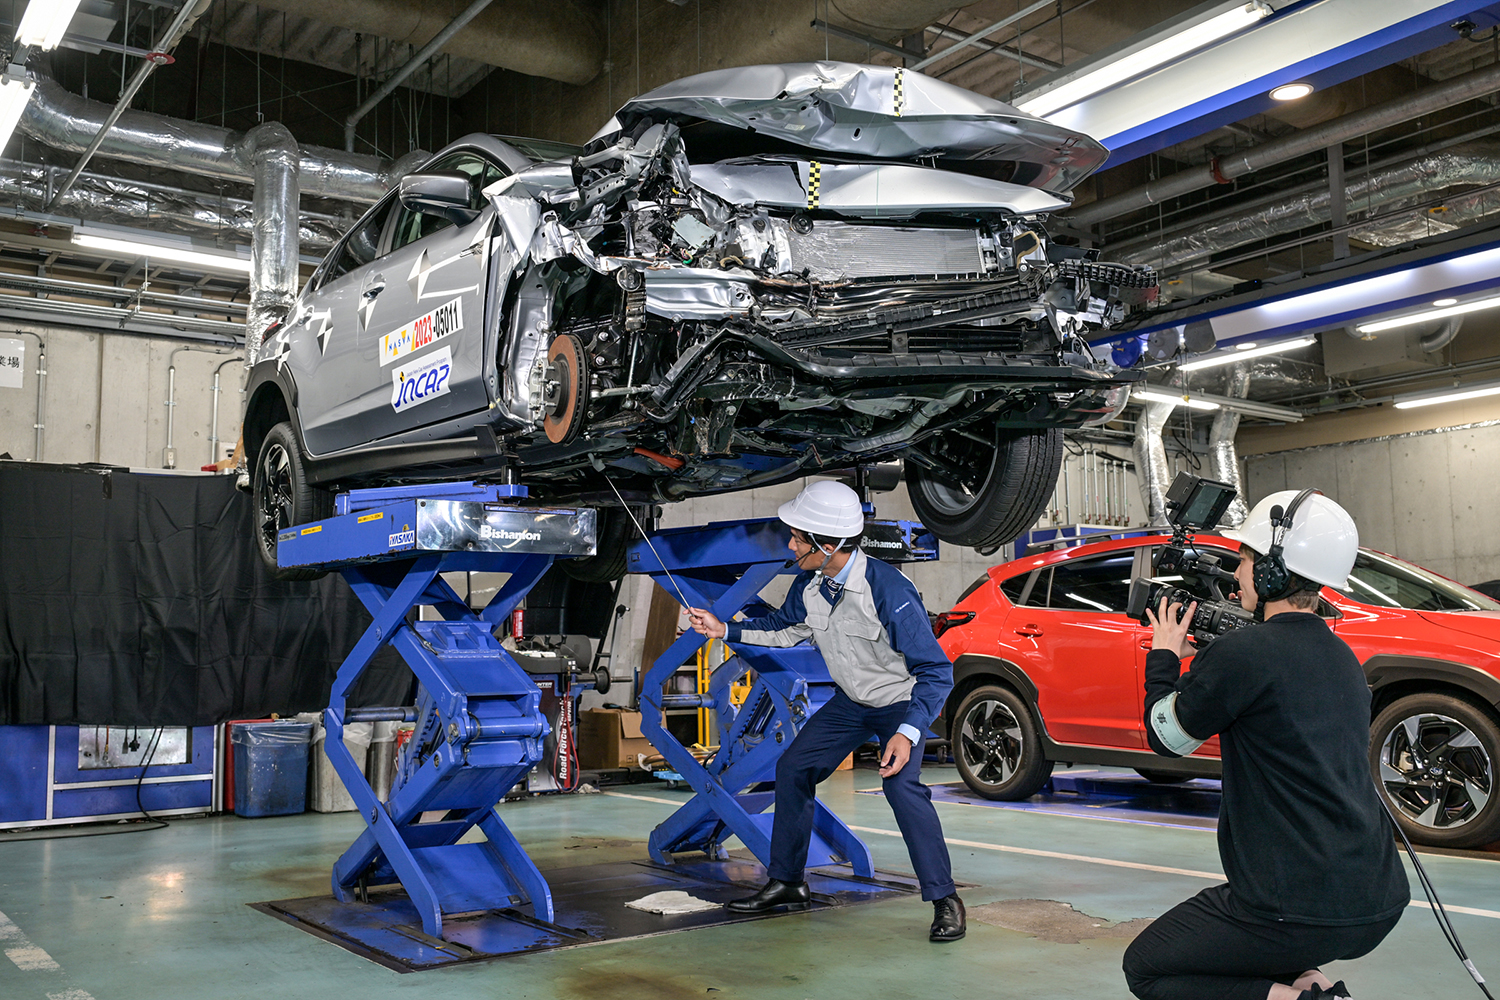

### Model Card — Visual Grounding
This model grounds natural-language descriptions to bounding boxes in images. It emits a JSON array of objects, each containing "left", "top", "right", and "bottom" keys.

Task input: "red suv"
[{"left": 935, "top": 533, "right": 1500, "bottom": 849}]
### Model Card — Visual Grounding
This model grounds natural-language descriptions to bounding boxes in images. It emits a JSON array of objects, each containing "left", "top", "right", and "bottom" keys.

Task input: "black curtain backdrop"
[{"left": 0, "top": 463, "right": 409, "bottom": 726}]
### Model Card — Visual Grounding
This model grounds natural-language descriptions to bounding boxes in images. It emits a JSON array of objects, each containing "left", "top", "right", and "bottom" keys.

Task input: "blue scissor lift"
[
  {"left": 629, "top": 516, "right": 939, "bottom": 877},
  {"left": 272, "top": 482, "right": 596, "bottom": 941},
  {"left": 259, "top": 485, "right": 938, "bottom": 969}
]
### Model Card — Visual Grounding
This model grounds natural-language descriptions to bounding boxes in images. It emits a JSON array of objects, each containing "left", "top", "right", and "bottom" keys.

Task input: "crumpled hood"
[
  {"left": 596, "top": 62, "right": 1109, "bottom": 196},
  {"left": 1417, "top": 610, "right": 1500, "bottom": 643}
]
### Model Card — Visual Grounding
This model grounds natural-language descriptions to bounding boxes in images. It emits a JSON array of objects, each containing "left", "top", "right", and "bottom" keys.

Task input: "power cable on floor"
[{"left": 1380, "top": 784, "right": 1494, "bottom": 999}]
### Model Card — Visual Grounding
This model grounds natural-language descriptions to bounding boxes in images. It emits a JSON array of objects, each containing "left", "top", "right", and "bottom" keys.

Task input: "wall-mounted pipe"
[
  {"left": 1133, "top": 401, "right": 1176, "bottom": 527},
  {"left": 209, "top": 355, "right": 244, "bottom": 468},
  {"left": 166, "top": 345, "right": 239, "bottom": 469}
]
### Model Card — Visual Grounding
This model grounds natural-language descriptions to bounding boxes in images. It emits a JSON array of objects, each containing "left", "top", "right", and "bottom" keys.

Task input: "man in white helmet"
[
  {"left": 687, "top": 479, "right": 965, "bottom": 942},
  {"left": 1123, "top": 490, "right": 1409, "bottom": 1000}
]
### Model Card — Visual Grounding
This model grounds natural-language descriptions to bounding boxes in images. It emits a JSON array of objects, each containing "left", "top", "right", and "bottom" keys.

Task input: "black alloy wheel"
[
  {"left": 952, "top": 684, "right": 1053, "bottom": 800},
  {"left": 1370, "top": 693, "right": 1500, "bottom": 849},
  {"left": 252, "top": 421, "right": 331, "bottom": 582},
  {"left": 906, "top": 426, "right": 1063, "bottom": 551},
  {"left": 561, "top": 505, "right": 637, "bottom": 582}
]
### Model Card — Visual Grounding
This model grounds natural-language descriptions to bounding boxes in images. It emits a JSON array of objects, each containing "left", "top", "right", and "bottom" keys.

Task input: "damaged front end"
[{"left": 488, "top": 63, "right": 1155, "bottom": 502}]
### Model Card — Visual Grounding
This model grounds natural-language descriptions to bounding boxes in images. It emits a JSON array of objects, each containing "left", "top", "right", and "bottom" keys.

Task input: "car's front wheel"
[
  {"left": 906, "top": 426, "right": 1063, "bottom": 552},
  {"left": 1370, "top": 693, "right": 1500, "bottom": 849},
  {"left": 252, "top": 421, "right": 331, "bottom": 582},
  {"left": 952, "top": 684, "right": 1053, "bottom": 800}
]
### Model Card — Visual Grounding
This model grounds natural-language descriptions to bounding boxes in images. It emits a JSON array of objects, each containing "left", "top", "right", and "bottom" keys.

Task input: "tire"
[
  {"left": 561, "top": 506, "right": 636, "bottom": 582},
  {"left": 952, "top": 684, "right": 1053, "bottom": 800},
  {"left": 252, "top": 421, "right": 331, "bottom": 582},
  {"left": 906, "top": 426, "right": 1063, "bottom": 550},
  {"left": 1134, "top": 769, "right": 1191, "bottom": 784},
  {"left": 1370, "top": 693, "right": 1500, "bottom": 849}
]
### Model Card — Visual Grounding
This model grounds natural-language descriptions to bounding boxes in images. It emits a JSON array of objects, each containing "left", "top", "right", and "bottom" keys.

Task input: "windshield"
[{"left": 1330, "top": 551, "right": 1500, "bottom": 612}]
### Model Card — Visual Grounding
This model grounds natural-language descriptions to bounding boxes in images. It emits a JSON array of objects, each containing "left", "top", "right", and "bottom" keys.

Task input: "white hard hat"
[
  {"left": 778, "top": 480, "right": 864, "bottom": 538},
  {"left": 1222, "top": 489, "right": 1359, "bottom": 588}
]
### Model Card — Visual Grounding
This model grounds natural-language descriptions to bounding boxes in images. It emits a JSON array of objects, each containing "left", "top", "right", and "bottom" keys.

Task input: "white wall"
[
  {"left": 1244, "top": 419, "right": 1500, "bottom": 586},
  {"left": 0, "top": 321, "right": 242, "bottom": 470}
]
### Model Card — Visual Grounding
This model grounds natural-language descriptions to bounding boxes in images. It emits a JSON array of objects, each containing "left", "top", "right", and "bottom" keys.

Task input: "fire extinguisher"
[{"left": 511, "top": 603, "right": 525, "bottom": 641}]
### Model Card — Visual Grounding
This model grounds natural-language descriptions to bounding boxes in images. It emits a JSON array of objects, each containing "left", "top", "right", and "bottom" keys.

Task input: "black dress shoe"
[
  {"left": 726, "top": 879, "right": 811, "bottom": 913},
  {"left": 930, "top": 894, "right": 966, "bottom": 942}
]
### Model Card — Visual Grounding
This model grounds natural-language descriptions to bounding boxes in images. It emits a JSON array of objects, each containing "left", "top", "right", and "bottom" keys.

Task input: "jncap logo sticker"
[
  {"left": 380, "top": 298, "right": 462, "bottom": 366},
  {"left": 391, "top": 346, "right": 453, "bottom": 413}
]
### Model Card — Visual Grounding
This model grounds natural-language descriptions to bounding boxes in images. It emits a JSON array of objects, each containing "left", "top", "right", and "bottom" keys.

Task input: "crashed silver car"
[{"left": 244, "top": 63, "right": 1153, "bottom": 579}]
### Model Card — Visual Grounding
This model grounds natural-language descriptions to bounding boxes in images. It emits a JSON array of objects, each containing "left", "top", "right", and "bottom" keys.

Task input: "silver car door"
[
  {"left": 356, "top": 152, "right": 508, "bottom": 443},
  {"left": 295, "top": 195, "right": 399, "bottom": 456}
]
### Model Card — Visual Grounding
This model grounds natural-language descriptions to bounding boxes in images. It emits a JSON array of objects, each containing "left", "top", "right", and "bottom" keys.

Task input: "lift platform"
[
  {"left": 275, "top": 481, "right": 596, "bottom": 939},
  {"left": 629, "top": 517, "right": 938, "bottom": 874}
]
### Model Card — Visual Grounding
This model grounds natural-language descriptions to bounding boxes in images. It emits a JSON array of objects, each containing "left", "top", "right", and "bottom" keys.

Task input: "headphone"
[{"left": 1251, "top": 488, "right": 1320, "bottom": 604}]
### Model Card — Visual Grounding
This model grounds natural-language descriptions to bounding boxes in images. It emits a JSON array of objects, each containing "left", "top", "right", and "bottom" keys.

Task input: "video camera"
[{"left": 1125, "top": 472, "right": 1255, "bottom": 645}]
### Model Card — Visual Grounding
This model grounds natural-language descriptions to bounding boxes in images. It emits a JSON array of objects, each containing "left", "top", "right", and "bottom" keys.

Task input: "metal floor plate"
[{"left": 252, "top": 856, "right": 924, "bottom": 972}]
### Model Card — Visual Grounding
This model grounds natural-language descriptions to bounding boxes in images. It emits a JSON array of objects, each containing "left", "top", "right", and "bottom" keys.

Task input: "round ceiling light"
[
  {"left": 1270, "top": 82, "right": 1314, "bottom": 101},
  {"left": 1235, "top": 342, "right": 1258, "bottom": 350},
  {"left": 1433, "top": 298, "right": 1459, "bottom": 307}
]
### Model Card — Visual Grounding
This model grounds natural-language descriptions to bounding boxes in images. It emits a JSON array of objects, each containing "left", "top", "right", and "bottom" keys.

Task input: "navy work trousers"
[{"left": 767, "top": 688, "right": 956, "bottom": 901}]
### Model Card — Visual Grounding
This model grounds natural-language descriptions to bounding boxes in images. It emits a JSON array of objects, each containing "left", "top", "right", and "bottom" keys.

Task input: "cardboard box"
[{"left": 577, "top": 709, "right": 656, "bottom": 769}]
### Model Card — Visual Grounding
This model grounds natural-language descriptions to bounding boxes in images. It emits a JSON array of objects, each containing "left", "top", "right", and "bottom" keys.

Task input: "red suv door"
[{"left": 1005, "top": 548, "right": 1150, "bottom": 749}]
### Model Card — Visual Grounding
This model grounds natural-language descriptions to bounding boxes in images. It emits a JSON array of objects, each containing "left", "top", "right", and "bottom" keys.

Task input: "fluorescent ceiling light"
[
  {"left": 71, "top": 233, "right": 252, "bottom": 274},
  {"left": 1394, "top": 381, "right": 1500, "bottom": 410},
  {"left": 1433, "top": 297, "right": 1458, "bottom": 307},
  {"left": 1015, "top": 2, "right": 1271, "bottom": 118},
  {"left": 15, "top": 0, "right": 84, "bottom": 50},
  {"left": 1354, "top": 293, "right": 1500, "bottom": 334},
  {"left": 1134, "top": 388, "right": 1221, "bottom": 411},
  {"left": 0, "top": 74, "right": 34, "bottom": 150},
  {"left": 1269, "top": 82, "right": 1313, "bottom": 101},
  {"left": 1177, "top": 336, "right": 1317, "bottom": 371}
]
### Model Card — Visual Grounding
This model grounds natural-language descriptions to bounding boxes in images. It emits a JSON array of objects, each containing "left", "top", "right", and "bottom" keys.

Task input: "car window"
[
  {"left": 1046, "top": 552, "right": 1136, "bottom": 612},
  {"left": 322, "top": 197, "right": 398, "bottom": 284},
  {"left": 388, "top": 152, "right": 508, "bottom": 251},
  {"left": 999, "top": 572, "right": 1029, "bottom": 605},
  {"left": 1333, "top": 551, "right": 1500, "bottom": 612},
  {"left": 957, "top": 574, "right": 993, "bottom": 605}
]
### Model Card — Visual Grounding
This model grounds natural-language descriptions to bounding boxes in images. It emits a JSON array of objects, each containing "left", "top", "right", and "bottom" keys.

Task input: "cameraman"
[{"left": 1122, "top": 490, "right": 1408, "bottom": 1000}]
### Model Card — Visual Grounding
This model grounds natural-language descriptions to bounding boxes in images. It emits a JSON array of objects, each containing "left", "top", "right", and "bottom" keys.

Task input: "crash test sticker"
[
  {"left": 391, "top": 346, "right": 453, "bottom": 413},
  {"left": 380, "top": 298, "right": 462, "bottom": 366}
]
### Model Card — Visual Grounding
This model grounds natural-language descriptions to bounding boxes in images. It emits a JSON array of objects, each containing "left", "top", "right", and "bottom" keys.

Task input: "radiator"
[{"left": 787, "top": 222, "right": 988, "bottom": 280}]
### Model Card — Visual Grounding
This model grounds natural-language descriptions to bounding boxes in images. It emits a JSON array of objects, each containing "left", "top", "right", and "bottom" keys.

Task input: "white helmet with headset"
[{"left": 1223, "top": 489, "right": 1359, "bottom": 596}]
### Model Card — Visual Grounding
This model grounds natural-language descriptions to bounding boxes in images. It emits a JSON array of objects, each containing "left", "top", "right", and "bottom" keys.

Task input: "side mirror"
[{"left": 398, "top": 171, "right": 479, "bottom": 226}]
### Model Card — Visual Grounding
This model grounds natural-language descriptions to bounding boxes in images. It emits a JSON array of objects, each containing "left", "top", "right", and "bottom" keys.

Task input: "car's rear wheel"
[
  {"left": 906, "top": 426, "right": 1063, "bottom": 551},
  {"left": 952, "top": 684, "right": 1053, "bottom": 800},
  {"left": 1370, "top": 693, "right": 1500, "bottom": 849},
  {"left": 253, "top": 421, "right": 331, "bottom": 582}
]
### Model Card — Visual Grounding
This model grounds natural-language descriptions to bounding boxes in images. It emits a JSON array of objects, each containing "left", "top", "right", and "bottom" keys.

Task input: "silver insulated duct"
[
  {"left": 244, "top": 123, "right": 300, "bottom": 362},
  {"left": 20, "top": 72, "right": 425, "bottom": 203},
  {"left": 1208, "top": 364, "right": 1251, "bottom": 528},
  {"left": 1133, "top": 399, "right": 1176, "bottom": 527}
]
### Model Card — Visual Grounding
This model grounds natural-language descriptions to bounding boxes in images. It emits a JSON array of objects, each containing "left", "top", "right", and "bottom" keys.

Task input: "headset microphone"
[{"left": 1252, "top": 490, "right": 1317, "bottom": 605}]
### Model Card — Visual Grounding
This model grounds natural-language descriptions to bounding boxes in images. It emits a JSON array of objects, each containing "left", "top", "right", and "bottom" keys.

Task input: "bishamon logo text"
[
  {"left": 480, "top": 525, "right": 542, "bottom": 542},
  {"left": 380, "top": 298, "right": 463, "bottom": 366},
  {"left": 862, "top": 539, "right": 905, "bottom": 549},
  {"left": 391, "top": 346, "right": 452, "bottom": 412}
]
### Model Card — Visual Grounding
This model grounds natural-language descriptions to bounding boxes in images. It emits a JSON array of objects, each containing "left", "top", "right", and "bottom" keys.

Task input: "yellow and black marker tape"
[
  {"left": 894, "top": 67, "right": 905, "bottom": 117},
  {"left": 807, "top": 160, "right": 821, "bottom": 210}
]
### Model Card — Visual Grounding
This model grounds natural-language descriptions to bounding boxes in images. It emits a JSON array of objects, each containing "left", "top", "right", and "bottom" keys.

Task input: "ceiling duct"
[
  {"left": 1208, "top": 363, "right": 1251, "bottom": 528},
  {"left": 19, "top": 72, "right": 427, "bottom": 203},
  {"left": 246, "top": 0, "right": 603, "bottom": 86},
  {"left": 1113, "top": 148, "right": 1500, "bottom": 272},
  {"left": 0, "top": 159, "right": 344, "bottom": 251},
  {"left": 1132, "top": 398, "right": 1176, "bottom": 527},
  {"left": 1068, "top": 59, "right": 1500, "bottom": 229}
]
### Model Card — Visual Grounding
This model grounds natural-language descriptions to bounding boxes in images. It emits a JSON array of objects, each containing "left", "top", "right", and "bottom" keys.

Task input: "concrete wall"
[
  {"left": 1244, "top": 419, "right": 1500, "bottom": 586},
  {"left": 0, "top": 321, "right": 242, "bottom": 470}
]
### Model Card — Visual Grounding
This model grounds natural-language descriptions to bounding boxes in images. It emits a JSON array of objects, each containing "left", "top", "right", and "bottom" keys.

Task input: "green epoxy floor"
[{"left": 2, "top": 765, "right": 1497, "bottom": 999}]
